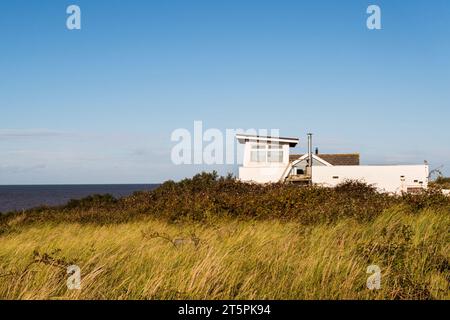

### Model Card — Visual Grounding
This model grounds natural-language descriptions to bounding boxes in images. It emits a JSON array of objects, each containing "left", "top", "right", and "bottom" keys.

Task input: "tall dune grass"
[
  {"left": 0, "top": 172, "right": 448, "bottom": 300},
  {"left": 0, "top": 207, "right": 448, "bottom": 300}
]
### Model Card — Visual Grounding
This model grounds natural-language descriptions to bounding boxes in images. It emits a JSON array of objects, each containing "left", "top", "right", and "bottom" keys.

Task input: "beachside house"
[{"left": 236, "top": 133, "right": 429, "bottom": 194}]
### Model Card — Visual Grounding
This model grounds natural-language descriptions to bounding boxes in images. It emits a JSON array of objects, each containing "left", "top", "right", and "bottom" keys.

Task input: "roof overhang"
[{"left": 236, "top": 134, "right": 299, "bottom": 147}]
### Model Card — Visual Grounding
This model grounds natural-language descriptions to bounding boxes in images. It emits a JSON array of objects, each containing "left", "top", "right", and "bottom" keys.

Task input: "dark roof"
[
  {"left": 236, "top": 134, "right": 299, "bottom": 147},
  {"left": 235, "top": 133, "right": 298, "bottom": 141},
  {"left": 289, "top": 153, "right": 360, "bottom": 166}
]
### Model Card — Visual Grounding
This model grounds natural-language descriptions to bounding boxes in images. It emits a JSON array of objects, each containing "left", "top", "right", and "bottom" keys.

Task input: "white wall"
[
  {"left": 238, "top": 140, "right": 290, "bottom": 183},
  {"left": 239, "top": 167, "right": 287, "bottom": 183},
  {"left": 313, "top": 165, "right": 429, "bottom": 193}
]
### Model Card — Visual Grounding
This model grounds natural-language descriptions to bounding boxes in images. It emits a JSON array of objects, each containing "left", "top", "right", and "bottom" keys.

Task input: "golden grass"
[{"left": 0, "top": 207, "right": 448, "bottom": 300}]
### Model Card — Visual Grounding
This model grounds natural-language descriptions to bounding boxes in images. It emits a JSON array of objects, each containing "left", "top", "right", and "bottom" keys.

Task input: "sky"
[{"left": 0, "top": 0, "right": 449, "bottom": 184}]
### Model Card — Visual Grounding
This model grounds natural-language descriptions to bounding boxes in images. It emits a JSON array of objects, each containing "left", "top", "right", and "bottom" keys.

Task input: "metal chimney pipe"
[{"left": 307, "top": 133, "right": 313, "bottom": 179}]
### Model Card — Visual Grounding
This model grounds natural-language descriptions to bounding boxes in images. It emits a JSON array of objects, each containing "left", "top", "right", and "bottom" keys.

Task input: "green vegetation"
[
  {"left": 431, "top": 176, "right": 450, "bottom": 189},
  {"left": 0, "top": 172, "right": 449, "bottom": 299}
]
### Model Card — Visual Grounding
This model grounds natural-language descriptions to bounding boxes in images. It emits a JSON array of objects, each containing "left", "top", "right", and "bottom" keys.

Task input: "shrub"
[
  {"left": 431, "top": 176, "right": 450, "bottom": 189},
  {"left": 2, "top": 172, "right": 449, "bottom": 227},
  {"left": 65, "top": 194, "right": 118, "bottom": 210}
]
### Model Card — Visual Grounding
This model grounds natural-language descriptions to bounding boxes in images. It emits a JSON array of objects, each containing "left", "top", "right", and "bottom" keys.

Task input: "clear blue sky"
[{"left": 1, "top": 0, "right": 449, "bottom": 184}]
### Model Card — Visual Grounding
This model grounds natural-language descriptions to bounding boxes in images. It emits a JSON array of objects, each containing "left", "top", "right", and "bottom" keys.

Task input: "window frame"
[{"left": 249, "top": 143, "right": 284, "bottom": 164}]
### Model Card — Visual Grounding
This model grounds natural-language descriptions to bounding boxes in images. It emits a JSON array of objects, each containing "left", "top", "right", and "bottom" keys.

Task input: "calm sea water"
[{"left": 0, "top": 184, "right": 160, "bottom": 213}]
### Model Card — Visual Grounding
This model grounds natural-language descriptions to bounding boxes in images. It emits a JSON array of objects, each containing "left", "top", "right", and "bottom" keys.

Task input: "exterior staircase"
[
  {"left": 285, "top": 174, "right": 311, "bottom": 185},
  {"left": 279, "top": 160, "right": 312, "bottom": 185}
]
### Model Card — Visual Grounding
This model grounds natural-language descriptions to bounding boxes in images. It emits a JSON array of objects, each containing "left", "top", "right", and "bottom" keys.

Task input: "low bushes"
[{"left": 1, "top": 172, "right": 449, "bottom": 230}]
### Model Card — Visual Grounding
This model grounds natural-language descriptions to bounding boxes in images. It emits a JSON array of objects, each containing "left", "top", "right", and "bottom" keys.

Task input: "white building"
[{"left": 236, "top": 133, "right": 429, "bottom": 194}]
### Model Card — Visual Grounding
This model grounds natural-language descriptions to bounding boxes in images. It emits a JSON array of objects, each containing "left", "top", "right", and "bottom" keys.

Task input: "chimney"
[
  {"left": 307, "top": 133, "right": 313, "bottom": 178},
  {"left": 315, "top": 147, "right": 319, "bottom": 155}
]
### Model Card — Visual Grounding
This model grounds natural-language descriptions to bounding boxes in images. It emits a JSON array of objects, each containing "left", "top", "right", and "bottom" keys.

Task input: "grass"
[{"left": 0, "top": 172, "right": 449, "bottom": 300}]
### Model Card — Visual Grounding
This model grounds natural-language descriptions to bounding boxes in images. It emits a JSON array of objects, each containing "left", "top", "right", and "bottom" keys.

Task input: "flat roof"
[{"left": 236, "top": 134, "right": 299, "bottom": 147}]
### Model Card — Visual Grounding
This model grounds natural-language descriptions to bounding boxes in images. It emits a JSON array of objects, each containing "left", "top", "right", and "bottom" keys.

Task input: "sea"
[{"left": 0, "top": 184, "right": 160, "bottom": 213}]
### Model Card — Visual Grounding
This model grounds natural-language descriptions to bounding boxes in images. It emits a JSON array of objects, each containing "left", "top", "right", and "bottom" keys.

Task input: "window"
[
  {"left": 251, "top": 144, "right": 266, "bottom": 150},
  {"left": 250, "top": 150, "right": 266, "bottom": 162},
  {"left": 268, "top": 151, "right": 283, "bottom": 163},
  {"left": 250, "top": 143, "right": 284, "bottom": 163},
  {"left": 250, "top": 144, "right": 265, "bottom": 162}
]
